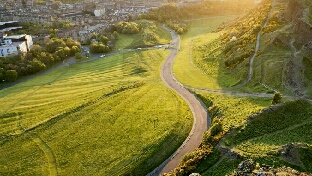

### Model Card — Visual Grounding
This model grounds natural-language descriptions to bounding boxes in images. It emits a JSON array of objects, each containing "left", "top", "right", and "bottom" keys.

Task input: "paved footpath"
[{"left": 148, "top": 27, "right": 209, "bottom": 176}]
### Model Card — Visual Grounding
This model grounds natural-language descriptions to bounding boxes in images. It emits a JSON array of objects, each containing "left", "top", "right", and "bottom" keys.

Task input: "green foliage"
[
  {"left": 112, "top": 21, "right": 140, "bottom": 34},
  {"left": 138, "top": 1, "right": 255, "bottom": 35},
  {"left": 89, "top": 42, "right": 111, "bottom": 53},
  {"left": 4, "top": 70, "right": 18, "bottom": 82},
  {"left": 216, "top": 0, "right": 272, "bottom": 68},
  {"left": 210, "top": 121, "right": 223, "bottom": 136},
  {"left": 166, "top": 145, "right": 214, "bottom": 176},
  {"left": 46, "top": 38, "right": 67, "bottom": 53},
  {"left": 99, "top": 35, "right": 109, "bottom": 44},
  {"left": 113, "top": 31, "right": 118, "bottom": 39},
  {"left": 166, "top": 20, "right": 188, "bottom": 34},
  {"left": 299, "top": 146, "right": 312, "bottom": 172},
  {"left": 271, "top": 92, "right": 282, "bottom": 105},
  {"left": 115, "top": 20, "right": 171, "bottom": 50},
  {"left": 203, "top": 119, "right": 224, "bottom": 146},
  {"left": 208, "top": 104, "right": 222, "bottom": 119},
  {"left": 193, "top": 149, "right": 221, "bottom": 173},
  {"left": 0, "top": 37, "right": 81, "bottom": 82}
]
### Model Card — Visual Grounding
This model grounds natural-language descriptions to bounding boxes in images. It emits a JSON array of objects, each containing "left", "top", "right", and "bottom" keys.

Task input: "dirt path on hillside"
[
  {"left": 17, "top": 115, "right": 58, "bottom": 176},
  {"left": 234, "top": 0, "right": 276, "bottom": 89},
  {"left": 148, "top": 26, "right": 209, "bottom": 176}
]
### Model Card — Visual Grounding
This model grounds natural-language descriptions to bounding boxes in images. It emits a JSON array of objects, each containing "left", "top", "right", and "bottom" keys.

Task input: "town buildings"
[{"left": 0, "top": 0, "right": 166, "bottom": 44}]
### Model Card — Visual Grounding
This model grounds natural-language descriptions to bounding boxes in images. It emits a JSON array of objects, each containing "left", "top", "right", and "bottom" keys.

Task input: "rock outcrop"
[{"left": 284, "top": 0, "right": 312, "bottom": 44}]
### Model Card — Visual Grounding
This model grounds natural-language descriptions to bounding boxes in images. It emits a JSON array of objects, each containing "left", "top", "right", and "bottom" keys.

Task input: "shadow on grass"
[{"left": 115, "top": 131, "right": 186, "bottom": 176}]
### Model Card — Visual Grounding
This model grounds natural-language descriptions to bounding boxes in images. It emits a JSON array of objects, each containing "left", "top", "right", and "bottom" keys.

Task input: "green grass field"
[
  {"left": 194, "top": 91, "right": 271, "bottom": 132},
  {"left": 0, "top": 49, "right": 192, "bottom": 175},
  {"left": 173, "top": 16, "right": 238, "bottom": 90}
]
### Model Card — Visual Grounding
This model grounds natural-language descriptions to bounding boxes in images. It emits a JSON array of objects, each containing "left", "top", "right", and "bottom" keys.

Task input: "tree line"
[{"left": 0, "top": 37, "right": 81, "bottom": 82}]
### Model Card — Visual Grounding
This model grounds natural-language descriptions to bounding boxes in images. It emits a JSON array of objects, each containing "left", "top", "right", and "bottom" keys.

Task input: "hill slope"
[
  {"left": 192, "top": 0, "right": 312, "bottom": 98},
  {"left": 165, "top": 0, "right": 312, "bottom": 175}
]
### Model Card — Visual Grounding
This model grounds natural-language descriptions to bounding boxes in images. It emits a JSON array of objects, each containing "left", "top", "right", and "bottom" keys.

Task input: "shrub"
[
  {"left": 271, "top": 92, "right": 282, "bottom": 105},
  {"left": 4, "top": 70, "right": 18, "bottom": 82}
]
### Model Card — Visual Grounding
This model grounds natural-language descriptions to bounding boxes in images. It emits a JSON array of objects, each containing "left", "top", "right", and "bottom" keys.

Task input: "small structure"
[{"left": 0, "top": 21, "right": 33, "bottom": 57}]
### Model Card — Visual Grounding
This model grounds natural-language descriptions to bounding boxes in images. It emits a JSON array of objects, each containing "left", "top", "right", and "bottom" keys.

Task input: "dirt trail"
[
  {"left": 17, "top": 114, "right": 57, "bottom": 176},
  {"left": 235, "top": 0, "right": 276, "bottom": 88},
  {"left": 30, "top": 133, "right": 58, "bottom": 176}
]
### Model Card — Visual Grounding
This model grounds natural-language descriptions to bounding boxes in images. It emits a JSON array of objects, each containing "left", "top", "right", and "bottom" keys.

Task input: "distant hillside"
[{"left": 192, "top": 0, "right": 312, "bottom": 98}]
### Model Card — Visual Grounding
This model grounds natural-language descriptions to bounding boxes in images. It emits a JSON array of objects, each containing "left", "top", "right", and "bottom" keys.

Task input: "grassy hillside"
[
  {"left": 168, "top": 1, "right": 312, "bottom": 174},
  {"left": 175, "top": 0, "right": 305, "bottom": 96},
  {"left": 173, "top": 15, "right": 238, "bottom": 90},
  {"left": 193, "top": 99, "right": 312, "bottom": 175},
  {"left": 0, "top": 49, "right": 192, "bottom": 175}
]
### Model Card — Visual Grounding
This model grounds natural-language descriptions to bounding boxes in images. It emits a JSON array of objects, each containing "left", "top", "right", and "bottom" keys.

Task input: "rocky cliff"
[{"left": 284, "top": 0, "right": 312, "bottom": 44}]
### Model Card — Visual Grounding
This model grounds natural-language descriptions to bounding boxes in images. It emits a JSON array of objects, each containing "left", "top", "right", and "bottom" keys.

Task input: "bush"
[
  {"left": 4, "top": 70, "right": 18, "bottom": 82},
  {"left": 271, "top": 92, "right": 282, "bottom": 105}
]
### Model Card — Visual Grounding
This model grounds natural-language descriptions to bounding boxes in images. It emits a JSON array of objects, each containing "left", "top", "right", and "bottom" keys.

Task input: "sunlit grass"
[
  {"left": 194, "top": 91, "right": 270, "bottom": 131},
  {"left": 0, "top": 49, "right": 192, "bottom": 175},
  {"left": 173, "top": 16, "right": 238, "bottom": 90},
  {"left": 223, "top": 100, "right": 312, "bottom": 161}
]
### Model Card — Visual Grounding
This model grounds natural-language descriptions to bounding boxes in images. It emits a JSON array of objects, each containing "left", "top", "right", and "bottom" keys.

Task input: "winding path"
[{"left": 148, "top": 27, "right": 209, "bottom": 175}]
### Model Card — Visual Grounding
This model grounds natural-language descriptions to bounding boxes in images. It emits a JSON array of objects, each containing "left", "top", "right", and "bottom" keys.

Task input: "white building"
[
  {"left": 0, "top": 44, "right": 18, "bottom": 57},
  {"left": 0, "top": 34, "right": 33, "bottom": 57}
]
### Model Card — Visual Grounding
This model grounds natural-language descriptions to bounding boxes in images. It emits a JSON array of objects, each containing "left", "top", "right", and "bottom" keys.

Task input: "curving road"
[{"left": 148, "top": 26, "right": 209, "bottom": 176}]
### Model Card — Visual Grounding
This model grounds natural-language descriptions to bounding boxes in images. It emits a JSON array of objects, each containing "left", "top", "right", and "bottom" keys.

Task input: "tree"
[
  {"left": 31, "top": 59, "right": 46, "bottom": 73},
  {"left": 71, "top": 46, "right": 80, "bottom": 56},
  {"left": 99, "top": 35, "right": 109, "bottom": 44},
  {"left": 63, "top": 46, "right": 71, "bottom": 57},
  {"left": 272, "top": 92, "right": 282, "bottom": 105},
  {"left": 113, "top": 31, "right": 118, "bottom": 39},
  {"left": 4, "top": 70, "right": 18, "bottom": 82},
  {"left": 46, "top": 38, "right": 66, "bottom": 53}
]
